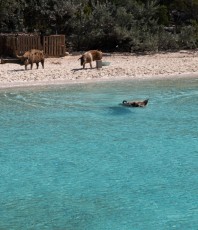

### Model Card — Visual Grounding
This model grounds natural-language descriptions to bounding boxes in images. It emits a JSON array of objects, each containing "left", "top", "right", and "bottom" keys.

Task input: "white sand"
[{"left": 1, "top": 51, "right": 198, "bottom": 88}]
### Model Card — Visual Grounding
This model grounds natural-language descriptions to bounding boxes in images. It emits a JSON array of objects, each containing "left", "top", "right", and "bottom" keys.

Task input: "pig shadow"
[{"left": 108, "top": 105, "right": 134, "bottom": 116}]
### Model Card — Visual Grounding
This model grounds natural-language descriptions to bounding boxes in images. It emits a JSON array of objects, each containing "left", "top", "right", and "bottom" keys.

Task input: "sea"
[{"left": 0, "top": 77, "right": 197, "bottom": 230}]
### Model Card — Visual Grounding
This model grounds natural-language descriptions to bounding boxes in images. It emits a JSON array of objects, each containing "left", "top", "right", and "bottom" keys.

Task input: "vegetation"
[{"left": 1, "top": 0, "right": 198, "bottom": 52}]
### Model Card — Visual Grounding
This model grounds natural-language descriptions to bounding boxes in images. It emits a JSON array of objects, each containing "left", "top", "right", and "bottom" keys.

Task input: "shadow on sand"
[
  {"left": 9, "top": 69, "right": 26, "bottom": 72},
  {"left": 71, "top": 67, "right": 98, "bottom": 72},
  {"left": 71, "top": 68, "right": 84, "bottom": 72}
]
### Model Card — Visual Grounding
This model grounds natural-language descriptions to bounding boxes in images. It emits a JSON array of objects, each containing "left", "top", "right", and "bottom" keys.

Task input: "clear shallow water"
[{"left": 0, "top": 78, "right": 197, "bottom": 230}]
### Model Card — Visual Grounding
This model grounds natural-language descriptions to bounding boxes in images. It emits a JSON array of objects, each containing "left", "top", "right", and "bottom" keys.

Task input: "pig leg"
[{"left": 41, "top": 60, "right": 44, "bottom": 69}]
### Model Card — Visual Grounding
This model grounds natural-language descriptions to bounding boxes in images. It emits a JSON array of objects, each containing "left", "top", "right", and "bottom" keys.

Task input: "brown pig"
[
  {"left": 17, "top": 49, "right": 44, "bottom": 70},
  {"left": 79, "top": 50, "right": 102, "bottom": 69}
]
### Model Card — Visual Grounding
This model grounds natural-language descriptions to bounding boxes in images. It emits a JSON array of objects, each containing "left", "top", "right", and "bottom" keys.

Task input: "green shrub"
[
  {"left": 178, "top": 26, "right": 198, "bottom": 49},
  {"left": 158, "top": 29, "right": 179, "bottom": 50}
]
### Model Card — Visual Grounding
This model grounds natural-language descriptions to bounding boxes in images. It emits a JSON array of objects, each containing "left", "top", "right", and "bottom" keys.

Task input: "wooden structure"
[
  {"left": 0, "top": 35, "right": 17, "bottom": 57},
  {"left": 43, "top": 35, "right": 65, "bottom": 57},
  {"left": 0, "top": 34, "right": 66, "bottom": 57},
  {"left": 96, "top": 60, "right": 102, "bottom": 69},
  {"left": 17, "top": 35, "right": 42, "bottom": 55}
]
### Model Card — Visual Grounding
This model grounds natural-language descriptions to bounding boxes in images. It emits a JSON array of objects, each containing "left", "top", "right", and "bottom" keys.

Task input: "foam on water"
[{"left": 0, "top": 78, "right": 197, "bottom": 229}]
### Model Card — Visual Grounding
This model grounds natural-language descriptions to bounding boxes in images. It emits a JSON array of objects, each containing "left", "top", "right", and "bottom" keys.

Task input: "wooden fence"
[
  {"left": 0, "top": 34, "right": 66, "bottom": 57},
  {"left": 43, "top": 35, "right": 65, "bottom": 57},
  {"left": 0, "top": 35, "right": 17, "bottom": 57},
  {"left": 17, "top": 36, "right": 42, "bottom": 55}
]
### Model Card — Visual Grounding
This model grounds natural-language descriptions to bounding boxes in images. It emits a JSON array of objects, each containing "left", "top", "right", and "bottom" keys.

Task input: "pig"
[
  {"left": 79, "top": 50, "right": 102, "bottom": 69},
  {"left": 17, "top": 49, "right": 44, "bottom": 70}
]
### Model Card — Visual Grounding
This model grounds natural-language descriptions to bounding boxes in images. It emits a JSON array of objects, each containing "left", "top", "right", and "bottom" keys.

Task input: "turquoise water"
[{"left": 0, "top": 78, "right": 197, "bottom": 230}]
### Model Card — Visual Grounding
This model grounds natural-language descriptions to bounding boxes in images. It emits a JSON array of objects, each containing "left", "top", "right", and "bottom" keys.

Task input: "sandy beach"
[{"left": 1, "top": 51, "right": 198, "bottom": 89}]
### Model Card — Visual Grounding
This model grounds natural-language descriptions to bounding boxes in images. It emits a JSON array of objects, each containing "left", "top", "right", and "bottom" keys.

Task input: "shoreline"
[
  {"left": 1, "top": 51, "right": 198, "bottom": 90},
  {"left": 0, "top": 72, "right": 198, "bottom": 91}
]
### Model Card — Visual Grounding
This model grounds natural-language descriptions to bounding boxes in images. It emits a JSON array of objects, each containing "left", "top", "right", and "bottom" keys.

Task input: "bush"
[
  {"left": 158, "top": 28, "right": 179, "bottom": 50},
  {"left": 178, "top": 26, "right": 198, "bottom": 49}
]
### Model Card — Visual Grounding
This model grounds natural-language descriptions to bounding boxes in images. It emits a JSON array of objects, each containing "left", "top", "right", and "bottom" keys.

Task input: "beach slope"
[{"left": 1, "top": 51, "right": 198, "bottom": 88}]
